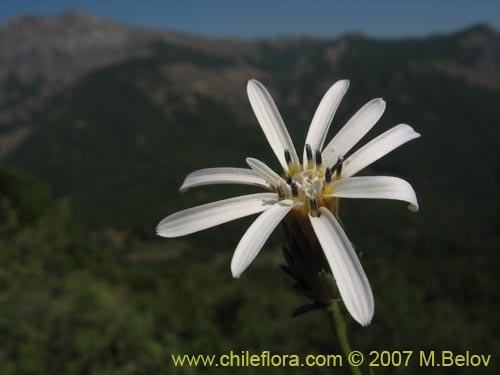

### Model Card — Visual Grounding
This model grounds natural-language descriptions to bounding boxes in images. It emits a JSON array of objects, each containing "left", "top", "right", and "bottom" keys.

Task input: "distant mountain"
[
  {"left": 2, "top": 11, "right": 498, "bottom": 156},
  {"left": 0, "top": 10, "right": 242, "bottom": 84},
  {"left": 1, "top": 12, "right": 499, "bottom": 244},
  {"left": 0, "top": 10, "right": 252, "bottom": 154}
]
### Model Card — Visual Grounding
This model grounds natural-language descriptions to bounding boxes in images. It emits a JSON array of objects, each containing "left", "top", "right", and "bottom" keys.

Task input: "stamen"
[
  {"left": 336, "top": 156, "right": 344, "bottom": 177},
  {"left": 277, "top": 184, "right": 286, "bottom": 200},
  {"left": 284, "top": 149, "right": 292, "bottom": 165},
  {"left": 309, "top": 198, "right": 319, "bottom": 217},
  {"left": 284, "top": 149, "right": 296, "bottom": 176},
  {"left": 324, "top": 167, "right": 332, "bottom": 184},
  {"left": 331, "top": 155, "right": 344, "bottom": 178},
  {"left": 315, "top": 150, "right": 322, "bottom": 167},
  {"left": 291, "top": 182, "right": 299, "bottom": 198},
  {"left": 305, "top": 144, "right": 313, "bottom": 160},
  {"left": 305, "top": 144, "right": 313, "bottom": 169}
]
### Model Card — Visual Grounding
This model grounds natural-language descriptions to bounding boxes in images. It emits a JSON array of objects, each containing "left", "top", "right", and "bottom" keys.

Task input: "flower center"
[{"left": 279, "top": 145, "right": 343, "bottom": 217}]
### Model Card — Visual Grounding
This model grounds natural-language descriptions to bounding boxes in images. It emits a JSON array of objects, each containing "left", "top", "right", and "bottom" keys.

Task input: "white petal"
[
  {"left": 322, "top": 98, "right": 386, "bottom": 166},
  {"left": 303, "top": 80, "right": 349, "bottom": 167},
  {"left": 329, "top": 176, "right": 419, "bottom": 212},
  {"left": 342, "top": 124, "right": 420, "bottom": 178},
  {"left": 246, "top": 157, "right": 287, "bottom": 188},
  {"left": 309, "top": 208, "right": 374, "bottom": 326},
  {"left": 231, "top": 200, "right": 294, "bottom": 278},
  {"left": 156, "top": 193, "right": 277, "bottom": 238},
  {"left": 247, "top": 79, "right": 300, "bottom": 172},
  {"left": 179, "top": 168, "right": 270, "bottom": 192}
]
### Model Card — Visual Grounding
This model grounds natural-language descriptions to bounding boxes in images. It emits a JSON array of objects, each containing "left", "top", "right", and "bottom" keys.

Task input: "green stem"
[{"left": 326, "top": 300, "right": 362, "bottom": 375}]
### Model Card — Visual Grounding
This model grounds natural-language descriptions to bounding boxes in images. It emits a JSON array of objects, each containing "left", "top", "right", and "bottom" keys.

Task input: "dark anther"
[
  {"left": 336, "top": 155, "right": 344, "bottom": 176},
  {"left": 309, "top": 198, "right": 318, "bottom": 214},
  {"left": 284, "top": 149, "right": 292, "bottom": 165},
  {"left": 286, "top": 175, "right": 292, "bottom": 184},
  {"left": 305, "top": 144, "right": 313, "bottom": 161},
  {"left": 315, "top": 150, "right": 322, "bottom": 166},
  {"left": 291, "top": 182, "right": 299, "bottom": 198},
  {"left": 331, "top": 155, "right": 344, "bottom": 177},
  {"left": 325, "top": 167, "right": 332, "bottom": 183},
  {"left": 277, "top": 184, "right": 285, "bottom": 200}
]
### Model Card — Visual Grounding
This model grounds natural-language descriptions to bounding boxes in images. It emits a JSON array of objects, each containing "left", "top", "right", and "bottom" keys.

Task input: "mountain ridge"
[{"left": 1, "top": 11, "right": 499, "bottom": 237}]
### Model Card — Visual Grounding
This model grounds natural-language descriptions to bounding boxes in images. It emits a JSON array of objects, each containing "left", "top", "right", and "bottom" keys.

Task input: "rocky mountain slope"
[
  {"left": 0, "top": 10, "right": 252, "bottom": 154},
  {"left": 2, "top": 12, "right": 498, "bottom": 156},
  {"left": 1, "top": 12, "right": 499, "bottom": 240}
]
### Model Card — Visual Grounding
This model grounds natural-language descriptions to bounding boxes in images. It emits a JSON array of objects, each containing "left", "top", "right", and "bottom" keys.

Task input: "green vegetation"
[
  {"left": 2, "top": 164, "right": 497, "bottom": 374},
  {"left": 1, "top": 72, "right": 43, "bottom": 111},
  {"left": 152, "top": 41, "right": 236, "bottom": 68}
]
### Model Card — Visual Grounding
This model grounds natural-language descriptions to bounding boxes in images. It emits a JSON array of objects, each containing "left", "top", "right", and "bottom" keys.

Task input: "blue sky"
[{"left": 1, "top": 0, "right": 499, "bottom": 38}]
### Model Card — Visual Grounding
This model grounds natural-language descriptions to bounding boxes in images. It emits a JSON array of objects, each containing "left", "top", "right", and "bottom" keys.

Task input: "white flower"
[{"left": 157, "top": 79, "right": 420, "bottom": 326}]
